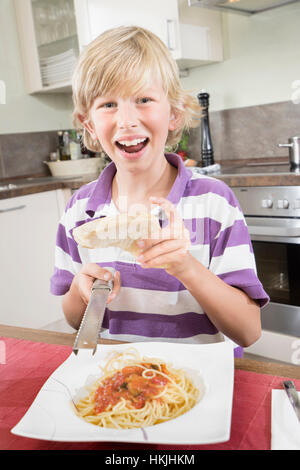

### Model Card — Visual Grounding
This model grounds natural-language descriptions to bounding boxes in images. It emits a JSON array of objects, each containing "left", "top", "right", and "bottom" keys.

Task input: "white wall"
[
  {"left": 1, "top": 0, "right": 300, "bottom": 134},
  {"left": 180, "top": 2, "right": 300, "bottom": 111},
  {"left": 0, "top": 0, "right": 73, "bottom": 135}
]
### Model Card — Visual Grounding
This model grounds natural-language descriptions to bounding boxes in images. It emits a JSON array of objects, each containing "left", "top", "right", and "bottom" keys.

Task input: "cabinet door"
[
  {"left": 74, "top": 0, "right": 180, "bottom": 58},
  {"left": 14, "top": 0, "right": 79, "bottom": 93},
  {"left": 0, "top": 191, "right": 63, "bottom": 328}
]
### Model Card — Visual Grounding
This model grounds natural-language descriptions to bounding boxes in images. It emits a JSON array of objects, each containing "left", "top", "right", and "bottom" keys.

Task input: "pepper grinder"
[{"left": 197, "top": 90, "right": 214, "bottom": 167}]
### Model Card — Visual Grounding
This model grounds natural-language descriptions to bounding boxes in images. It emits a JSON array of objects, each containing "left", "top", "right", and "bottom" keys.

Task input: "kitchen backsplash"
[
  {"left": 0, "top": 130, "right": 58, "bottom": 179},
  {"left": 0, "top": 99, "right": 300, "bottom": 179},
  {"left": 189, "top": 99, "right": 300, "bottom": 163}
]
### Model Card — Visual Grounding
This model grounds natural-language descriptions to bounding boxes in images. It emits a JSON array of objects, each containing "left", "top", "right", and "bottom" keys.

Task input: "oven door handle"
[{"left": 248, "top": 225, "right": 300, "bottom": 237}]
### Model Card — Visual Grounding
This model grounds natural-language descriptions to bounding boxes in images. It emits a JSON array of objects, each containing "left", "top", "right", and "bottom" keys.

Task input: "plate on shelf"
[{"left": 40, "top": 48, "right": 77, "bottom": 64}]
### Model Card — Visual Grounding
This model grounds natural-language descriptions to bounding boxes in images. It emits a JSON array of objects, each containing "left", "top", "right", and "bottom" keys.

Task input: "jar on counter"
[{"left": 49, "top": 151, "right": 58, "bottom": 161}]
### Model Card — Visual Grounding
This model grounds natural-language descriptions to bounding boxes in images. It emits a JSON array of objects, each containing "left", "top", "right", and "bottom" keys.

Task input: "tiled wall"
[
  {"left": 188, "top": 100, "right": 300, "bottom": 163},
  {"left": 0, "top": 130, "right": 59, "bottom": 179},
  {"left": 1, "top": 100, "right": 300, "bottom": 179}
]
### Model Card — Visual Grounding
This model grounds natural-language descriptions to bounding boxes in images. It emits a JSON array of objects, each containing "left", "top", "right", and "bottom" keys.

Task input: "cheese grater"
[{"left": 72, "top": 269, "right": 115, "bottom": 355}]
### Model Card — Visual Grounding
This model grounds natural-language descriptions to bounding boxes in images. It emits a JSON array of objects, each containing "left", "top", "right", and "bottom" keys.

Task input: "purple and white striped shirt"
[{"left": 50, "top": 153, "right": 269, "bottom": 356}]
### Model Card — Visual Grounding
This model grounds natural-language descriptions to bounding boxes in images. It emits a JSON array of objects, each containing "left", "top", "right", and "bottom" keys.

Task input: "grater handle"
[{"left": 72, "top": 268, "right": 115, "bottom": 355}]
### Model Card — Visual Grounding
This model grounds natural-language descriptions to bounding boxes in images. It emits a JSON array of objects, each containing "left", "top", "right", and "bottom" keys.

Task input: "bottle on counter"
[
  {"left": 70, "top": 130, "right": 82, "bottom": 160},
  {"left": 197, "top": 90, "right": 214, "bottom": 167},
  {"left": 57, "top": 131, "right": 64, "bottom": 160},
  {"left": 61, "top": 131, "right": 71, "bottom": 160}
]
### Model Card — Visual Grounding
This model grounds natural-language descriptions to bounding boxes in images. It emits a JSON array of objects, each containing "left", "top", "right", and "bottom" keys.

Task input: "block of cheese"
[{"left": 73, "top": 212, "right": 162, "bottom": 257}]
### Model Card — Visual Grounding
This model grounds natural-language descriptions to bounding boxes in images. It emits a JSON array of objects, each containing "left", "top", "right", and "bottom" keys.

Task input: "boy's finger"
[
  {"left": 82, "top": 263, "right": 113, "bottom": 281},
  {"left": 107, "top": 270, "right": 121, "bottom": 303},
  {"left": 138, "top": 239, "right": 183, "bottom": 264},
  {"left": 150, "top": 197, "right": 183, "bottom": 237},
  {"left": 80, "top": 276, "right": 94, "bottom": 305}
]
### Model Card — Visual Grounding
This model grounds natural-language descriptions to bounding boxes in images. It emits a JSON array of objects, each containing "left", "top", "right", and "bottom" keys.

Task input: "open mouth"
[{"left": 115, "top": 137, "right": 149, "bottom": 154}]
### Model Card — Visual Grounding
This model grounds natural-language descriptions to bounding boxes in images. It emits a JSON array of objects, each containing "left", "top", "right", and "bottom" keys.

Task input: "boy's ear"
[
  {"left": 78, "top": 114, "right": 97, "bottom": 140},
  {"left": 168, "top": 109, "right": 181, "bottom": 131}
]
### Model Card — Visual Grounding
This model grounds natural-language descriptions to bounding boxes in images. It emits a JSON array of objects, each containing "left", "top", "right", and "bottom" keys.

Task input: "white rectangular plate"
[{"left": 11, "top": 341, "right": 234, "bottom": 445}]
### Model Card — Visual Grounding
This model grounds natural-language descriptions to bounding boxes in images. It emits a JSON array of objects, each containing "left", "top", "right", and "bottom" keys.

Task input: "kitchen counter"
[
  {"left": 0, "top": 174, "right": 96, "bottom": 199},
  {"left": 1, "top": 324, "right": 300, "bottom": 379},
  {"left": 1, "top": 159, "right": 299, "bottom": 200},
  {"left": 215, "top": 161, "right": 300, "bottom": 187}
]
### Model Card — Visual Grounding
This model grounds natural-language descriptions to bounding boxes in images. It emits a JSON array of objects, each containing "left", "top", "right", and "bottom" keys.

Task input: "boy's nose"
[{"left": 117, "top": 102, "right": 138, "bottom": 129}]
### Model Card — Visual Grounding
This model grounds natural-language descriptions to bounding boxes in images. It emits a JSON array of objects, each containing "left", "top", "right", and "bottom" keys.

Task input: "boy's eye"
[
  {"left": 137, "top": 97, "right": 152, "bottom": 104},
  {"left": 102, "top": 102, "right": 116, "bottom": 108}
]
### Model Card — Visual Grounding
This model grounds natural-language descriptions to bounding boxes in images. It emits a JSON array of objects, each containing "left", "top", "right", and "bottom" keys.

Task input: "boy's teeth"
[{"left": 117, "top": 137, "right": 147, "bottom": 146}]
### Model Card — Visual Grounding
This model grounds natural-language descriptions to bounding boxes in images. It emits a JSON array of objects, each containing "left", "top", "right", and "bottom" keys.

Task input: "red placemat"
[{"left": 1, "top": 336, "right": 299, "bottom": 451}]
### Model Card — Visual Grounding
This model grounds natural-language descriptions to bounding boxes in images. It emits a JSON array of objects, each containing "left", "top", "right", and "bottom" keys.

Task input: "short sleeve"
[
  {"left": 50, "top": 209, "right": 82, "bottom": 296},
  {"left": 208, "top": 182, "right": 269, "bottom": 308}
]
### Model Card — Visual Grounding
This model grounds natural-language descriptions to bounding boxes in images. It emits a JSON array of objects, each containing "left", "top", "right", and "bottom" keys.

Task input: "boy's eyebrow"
[
  {"left": 94, "top": 95, "right": 114, "bottom": 102},
  {"left": 136, "top": 86, "right": 160, "bottom": 94},
  {"left": 93, "top": 88, "right": 160, "bottom": 105},
  {"left": 92, "top": 95, "right": 115, "bottom": 107}
]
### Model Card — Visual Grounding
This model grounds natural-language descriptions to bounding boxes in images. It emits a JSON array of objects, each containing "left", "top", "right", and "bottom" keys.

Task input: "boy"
[{"left": 50, "top": 26, "right": 269, "bottom": 355}]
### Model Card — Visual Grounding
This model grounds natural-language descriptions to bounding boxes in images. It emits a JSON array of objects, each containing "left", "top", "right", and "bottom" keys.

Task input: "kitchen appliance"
[
  {"left": 73, "top": 273, "right": 114, "bottom": 355},
  {"left": 232, "top": 185, "right": 300, "bottom": 362},
  {"left": 197, "top": 91, "right": 215, "bottom": 167},
  {"left": 278, "top": 136, "right": 300, "bottom": 173},
  {"left": 188, "top": 0, "right": 300, "bottom": 15}
]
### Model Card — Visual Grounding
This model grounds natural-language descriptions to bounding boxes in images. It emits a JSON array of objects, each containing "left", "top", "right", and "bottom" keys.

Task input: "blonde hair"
[{"left": 72, "top": 25, "right": 201, "bottom": 152}]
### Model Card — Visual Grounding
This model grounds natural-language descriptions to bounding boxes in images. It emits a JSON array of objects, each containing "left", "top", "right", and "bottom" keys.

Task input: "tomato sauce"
[{"left": 94, "top": 363, "right": 169, "bottom": 413}]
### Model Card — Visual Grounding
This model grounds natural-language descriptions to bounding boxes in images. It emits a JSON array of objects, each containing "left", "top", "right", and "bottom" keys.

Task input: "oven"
[{"left": 232, "top": 186, "right": 300, "bottom": 364}]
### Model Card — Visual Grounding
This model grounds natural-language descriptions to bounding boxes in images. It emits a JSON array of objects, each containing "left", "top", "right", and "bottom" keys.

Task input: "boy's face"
[{"left": 85, "top": 76, "right": 177, "bottom": 172}]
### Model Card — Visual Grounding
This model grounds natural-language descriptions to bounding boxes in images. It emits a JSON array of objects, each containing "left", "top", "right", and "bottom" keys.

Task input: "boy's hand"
[
  {"left": 73, "top": 263, "right": 121, "bottom": 305},
  {"left": 136, "top": 197, "right": 191, "bottom": 278}
]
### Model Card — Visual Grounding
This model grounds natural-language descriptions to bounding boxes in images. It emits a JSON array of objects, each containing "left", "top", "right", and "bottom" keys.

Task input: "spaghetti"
[{"left": 75, "top": 348, "right": 200, "bottom": 429}]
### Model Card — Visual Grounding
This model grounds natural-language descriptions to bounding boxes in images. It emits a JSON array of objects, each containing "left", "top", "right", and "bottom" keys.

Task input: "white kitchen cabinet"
[
  {"left": 0, "top": 190, "right": 66, "bottom": 329},
  {"left": 56, "top": 187, "right": 72, "bottom": 217},
  {"left": 14, "top": 0, "right": 223, "bottom": 95},
  {"left": 75, "top": 0, "right": 223, "bottom": 70},
  {"left": 74, "top": 0, "right": 181, "bottom": 59},
  {"left": 14, "top": 0, "right": 80, "bottom": 94},
  {"left": 177, "top": 0, "right": 223, "bottom": 69}
]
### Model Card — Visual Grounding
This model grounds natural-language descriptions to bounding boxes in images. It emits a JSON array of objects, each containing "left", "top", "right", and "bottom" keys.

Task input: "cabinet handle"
[
  {"left": 0, "top": 204, "right": 26, "bottom": 213},
  {"left": 166, "top": 19, "right": 177, "bottom": 51}
]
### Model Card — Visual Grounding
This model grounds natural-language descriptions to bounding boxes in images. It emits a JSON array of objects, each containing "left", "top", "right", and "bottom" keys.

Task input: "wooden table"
[{"left": 1, "top": 323, "right": 300, "bottom": 379}]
